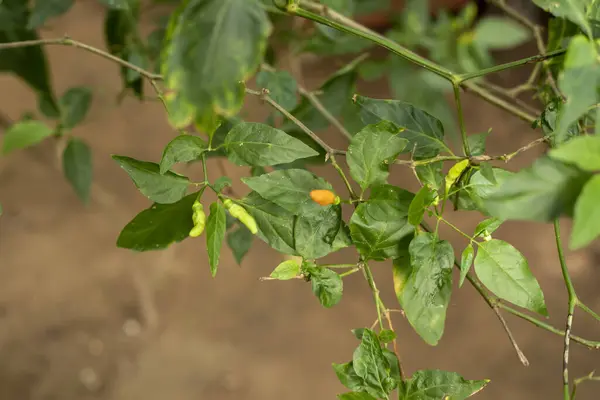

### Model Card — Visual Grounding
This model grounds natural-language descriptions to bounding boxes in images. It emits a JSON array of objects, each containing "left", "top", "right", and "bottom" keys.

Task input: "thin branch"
[
  {"left": 571, "top": 371, "right": 600, "bottom": 400},
  {"left": 298, "top": 86, "right": 353, "bottom": 140},
  {"left": 453, "top": 83, "right": 471, "bottom": 156},
  {"left": 383, "top": 309, "right": 405, "bottom": 380},
  {"left": 578, "top": 302, "right": 600, "bottom": 323}
]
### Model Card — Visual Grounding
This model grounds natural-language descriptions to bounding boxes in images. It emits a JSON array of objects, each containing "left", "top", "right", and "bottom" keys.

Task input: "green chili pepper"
[
  {"left": 189, "top": 200, "right": 206, "bottom": 237},
  {"left": 223, "top": 198, "right": 258, "bottom": 234}
]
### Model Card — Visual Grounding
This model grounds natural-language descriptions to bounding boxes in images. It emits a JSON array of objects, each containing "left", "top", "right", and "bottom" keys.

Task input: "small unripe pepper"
[
  {"left": 189, "top": 200, "right": 206, "bottom": 237},
  {"left": 309, "top": 189, "right": 340, "bottom": 206},
  {"left": 222, "top": 199, "right": 258, "bottom": 234}
]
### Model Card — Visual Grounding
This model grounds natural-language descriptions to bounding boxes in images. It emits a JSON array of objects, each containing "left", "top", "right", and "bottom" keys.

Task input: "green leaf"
[
  {"left": 474, "top": 217, "right": 503, "bottom": 238},
  {"left": 549, "top": 135, "right": 600, "bottom": 171},
  {"left": 354, "top": 95, "right": 450, "bottom": 158},
  {"left": 333, "top": 362, "right": 365, "bottom": 392},
  {"left": 474, "top": 17, "right": 530, "bottom": 49},
  {"left": 347, "top": 121, "right": 408, "bottom": 190},
  {"left": 532, "top": 0, "right": 592, "bottom": 38},
  {"left": 378, "top": 329, "right": 396, "bottom": 344},
  {"left": 59, "top": 86, "right": 92, "bottom": 129},
  {"left": 112, "top": 155, "right": 190, "bottom": 204},
  {"left": 206, "top": 202, "right": 226, "bottom": 277},
  {"left": 117, "top": 192, "right": 197, "bottom": 251},
  {"left": 226, "top": 225, "right": 253, "bottom": 264},
  {"left": 401, "top": 233, "right": 454, "bottom": 346},
  {"left": 213, "top": 176, "right": 232, "bottom": 193},
  {"left": 350, "top": 185, "right": 414, "bottom": 260},
  {"left": 256, "top": 69, "right": 298, "bottom": 111},
  {"left": 2, "top": 120, "right": 54, "bottom": 155},
  {"left": 392, "top": 237, "right": 413, "bottom": 303},
  {"left": 571, "top": 175, "right": 600, "bottom": 249},
  {"left": 238, "top": 191, "right": 296, "bottom": 255},
  {"left": 338, "top": 392, "right": 376, "bottom": 400},
  {"left": 269, "top": 260, "right": 301, "bottom": 280},
  {"left": 295, "top": 205, "right": 346, "bottom": 259},
  {"left": 483, "top": 156, "right": 591, "bottom": 221},
  {"left": 459, "top": 244, "right": 474, "bottom": 288},
  {"left": 159, "top": 135, "right": 207, "bottom": 174},
  {"left": 467, "top": 130, "right": 490, "bottom": 156},
  {"left": 62, "top": 138, "right": 93, "bottom": 203},
  {"left": 540, "top": 98, "right": 580, "bottom": 147},
  {"left": 352, "top": 329, "right": 393, "bottom": 399},
  {"left": 555, "top": 35, "right": 599, "bottom": 139},
  {"left": 224, "top": 122, "right": 318, "bottom": 167},
  {"left": 416, "top": 161, "right": 443, "bottom": 190},
  {"left": 479, "top": 162, "right": 496, "bottom": 184},
  {"left": 306, "top": 267, "right": 343, "bottom": 308},
  {"left": 401, "top": 369, "right": 489, "bottom": 399},
  {"left": 457, "top": 168, "right": 513, "bottom": 213},
  {"left": 28, "top": 0, "right": 74, "bottom": 29},
  {"left": 242, "top": 169, "right": 333, "bottom": 215},
  {"left": 408, "top": 186, "right": 436, "bottom": 227},
  {"left": 475, "top": 239, "right": 547, "bottom": 315},
  {"left": 98, "top": 0, "right": 132, "bottom": 9},
  {"left": 161, "top": 0, "right": 271, "bottom": 131}
]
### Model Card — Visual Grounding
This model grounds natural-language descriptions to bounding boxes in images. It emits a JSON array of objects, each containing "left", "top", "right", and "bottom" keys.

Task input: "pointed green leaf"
[
  {"left": 474, "top": 17, "right": 530, "bottom": 49},
  {"left": 161, "top": 0, "right": 271, "bottom": 131},
  {"left": 224, "top": 122, "right": 318, "bottom": 167},
  {"left": 117, "top": 192, "right": 197, "bottom": 251},
  {"left": 378, "top": 329, "right": 396, "bottom": 344},
  {"left": 305, "top": 267, "right": 343, "bottom": 308},
  {"left": 295, "top": 205, "right": 346, "bottom": 259},
  {"left": 354, "top": 95, "right": 450, "bottom": 158},
  {"left": 540, "top": 98, "right": 580, "bottom": 147},
  {"left": 467, "top": 130, "right": 490, "bottom": 156},
  {"left": 408, "top": 186, "right": 436, "bottom": 226},
  {"left": 207, "top": 202, "right": 226, "bottom": 277},
  {"left": 532, "top": 0, "right": 592, "bottom": 38},
  {"left": 474, "top": 217, "right": 503, "bottom": 238},
  {"left": 59, "top": 86, "right": 92, "bottom": 129},
  {"left": 226, "top": 225, "right": 254, "bottom": 264},
  {"left": 159, "top": 135, "right": 207, "bottom": 174},
  {"left": 269, "top": 260, "right": 301, "bottom": 280},
  {"left": 28, "top": 0, "right": 74, "bottom": 29},
  {"left": 242, "top": 169, "right": 333, "bottom": 215},
  {"left": 347, "top": 121, "right": 408, "bottom": 190},
  {"left": 483, "top": 156, "right": 591, "bottom": 221},
  {"left": 333, "top": 362, "right": 366, "bottom": 392},
  {"left": 456, "top": 168, "right": 514, "bottom": 213},
  {"left": 479, "top": 161, "right": 496, "bottom": 184},
  {"left": 459, "top": 244, "right": 474, "bottom": 288},
  {"left": 352, "top": 329, "right": 393, "bottom": 398},
  {"left": 112, "top": 155, "right": 189, "bottom": 204},
  {"left": 571, "top": 175, "right": 600, "bottom": 249},
  {"left": 256, "top": 69, "right": 298, "bottom": 111},
  {"left": 62, "top": 138, "right": 93, "bottom": 203},
  {"left": 337, "top": 392, "right": 376, "bottom": 400},
  {"left": 213, "top": 176, "right": 232, "bottom": 193},
  {"left": 238, "top": 191, "right": 296, "bottom": 255},
  {"left": 549, "top": 135, "right": 600, "bottom": 172},
  {"left": 475, "top": 239, "right": 547, "bottom": 315},
  {"left": 401, "top": 369, "right": 489, "bottom": 399},
  {"left": 401, "top": 233, "right": 454, "bottom": 346},
  {"left": 350, "top": 185, "right": 414, "bottom": 260},
  {"left": 2, "top": 120, "right": 54, "bottom": 155},
  {"left": 416, "top": 161, "right": 443, "bottom": 190},
  {"left": 392, "top": 237, "right": 413, "bottom": 304}
]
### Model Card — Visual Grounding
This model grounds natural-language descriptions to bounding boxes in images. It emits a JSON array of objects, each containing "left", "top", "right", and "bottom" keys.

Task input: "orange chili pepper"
[{"left": 310, "top": 189, "right": 340, "bottom": 206}]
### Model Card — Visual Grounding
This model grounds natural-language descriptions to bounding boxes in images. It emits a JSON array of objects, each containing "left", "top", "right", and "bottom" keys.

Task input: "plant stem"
[
  {"left": 578, "top": 302, "right": 600, "bottom": 322},
  {"left": 339, "top": 267, "right": 361, "bottom": 278},
  {"left": 460, "top": 82, "right": 537, "bottom": 124},
  {"left": 201, "top": 153, "right": 209, "bottom": 184},
  {"left": 330, "top": 154, "right": 358, "bottom": 199},
  {"left": 571, "top": 372, "right": 600, "bottom": 400},
  {"left": 362, "top": 261, "right": 384, "bottom": 330},
  {"left": 453, "top": 83, "right": 470, "bottom": 156},
  {"left": 554, "top": 220, "right": 577, "bottom": 400},
  {"left": 297, "top": 86, "right": 353, "bottom": 140}
]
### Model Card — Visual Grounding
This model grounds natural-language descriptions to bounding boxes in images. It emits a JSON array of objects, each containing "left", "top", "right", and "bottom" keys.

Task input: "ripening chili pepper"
[
  {"left": 189, "top": 200, "right": 206, "bottom": 237},
  {"left": 223, "top": 199, "right": 258, "bottom": 234},
  {"left": 310, "top": 189, "right": 340, "bottom": 206}
]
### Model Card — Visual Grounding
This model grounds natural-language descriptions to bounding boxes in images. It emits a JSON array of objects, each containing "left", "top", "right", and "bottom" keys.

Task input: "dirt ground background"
[{"left": 1, "top": 1, "right": 599, "bottom": 399}]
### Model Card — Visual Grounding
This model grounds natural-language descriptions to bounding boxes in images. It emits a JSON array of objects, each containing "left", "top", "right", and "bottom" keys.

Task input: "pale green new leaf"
[
  {"left": 401, "top": 369, "right": 489, "bottom": 399},
  {"left": 207, "top": 202, "right": 226, "bottom": 277},
  {"left": 571, "top": 175, "right": 600, "bottom": 249},
  {"left": 401, "top": 233, "right": 454, "bottom": 346},
  {"left": 225, "top": 122, "right": 318, "bottom": 166},
  {"left": 112, "top": 155, "right": 189, "bottom": 204},
  {"left": 532, "top": 0, "right": 592, "bottom": 38},
  {"left": 2, "top": 120, "right": 54, "bottom": 155},
  {"left": 549, "top": 135, "right": 600, "bottom": 171},
  {"left": 159, "top": 135, "right": 207, "bottom": 174},
  {"left": 269, "top": 260, "right": 300, "bottom": 280},
  {"left": 59, "top": 86, "right": 92, "bottom": 129},
  {"left": 62, "top": 138, "right": 93, "bottom": 203},
  {"left": 347, "top": 121, "right": 408, "bottom": 190},
  {"left": 475, "top": 239, "right": 547, "bottom": 315}
]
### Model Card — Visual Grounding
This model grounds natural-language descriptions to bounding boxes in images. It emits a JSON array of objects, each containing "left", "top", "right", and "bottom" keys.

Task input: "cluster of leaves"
[{"left": 2, "top": 0, "right": 600, "bottom": 399}]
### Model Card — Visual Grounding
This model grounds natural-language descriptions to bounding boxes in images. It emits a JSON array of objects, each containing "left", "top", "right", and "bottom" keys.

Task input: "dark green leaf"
[
  {"left": 378, "top": 329, "right": 396, "bottom": 344},
  {"left": 459, "top": 244, "right": 474, "bottom": 288},
  {"left": 401, "top": 233, "right": 454, "bottom": 345},
  {"left": 571, "top": 175, "right": 600, "bottom": 249},
  {"left": 392, "top": 237, "right": 413, "bottom": 304},
  {"left": 207, "top": 202, "right": 226, "bottom": 277},
  {"left": 467, "top": 130, "right": 489, "bottom": 156},
  {"left": 408, "top": 186, "right": 436, "bottom": 226},
  {"left": 457, "top": 168, "right": 514, "bottom": 213},
  {"left": 117, "top": 192, "right": 197, "bottom": 251},
  {"left": 549, "top": 135, "right": 600, "bottom": 171},
  {"left": 238, "top": 191, "right": 296, "bottom": 255},
  {"left": 416, "top": 161, "right": 443, "bottom": 190},
  {"left": 251, "top": 166, "right": 266, "bottom": 176},
  {"left": 2, "top": 120, "right": 53, "bottom": 155},
  {"left": 350, "top": 185, "right": 414, "bottom": 260},
  {"left": 213, "top": 176, "right": 232, "bottom": 193},
  {"left": 242, "top": 169, "right": 333, "bottom": 215},
  {"left": 28, "top": 0, "right": 74, "bottom": 29},
  {"left": 295, "top": 205, "right": 345, "bottom": 259},
  {"left": 256, "top": 69, "right": 298, "bottom": 111},
  {"left": 112, "top": 155, "right": 189, "bottom": 204},
  {"left": 59, "top": 87, "right": 92, "bottom": 129},
  {"left": 474, "top": 217, "right": 503, "bottom": 238},
  {"left": 161, "top": 0, "right": 271, "bottom": 131},
  {"left": 333, "top": 362, "right": 365, "bottom": 392},
  {"left": 401, "top": 369, "right": 489, "bottom": 399},
  {"left": 483, "top": 156, "right": 592, "bottom": 221},
  {"left": 354, "top": 95, "right": 450, "bottom": 158},
  {"left": 337, "top": 392, "right": 376, "bottom": 400},
  {"left": 479, "top": 162, "right": 496, "bottom": 184},
  {"left": 347, "top": 121, "right": 408, "bottom": 190},
  {"left": 352, "top": 329, "right": 392, "bottom": 398},
  {"left": 382, "top": 349, "right": 401, "bottom": 382},
  {"left": 269, "top": 260, "right": 301, "bottom": 280},
  {"left": 225, "top": 122, "right": 318, "bottom": 166},
  {"left": 532, "top": 0, "right": 592, "bottom": 37},
  {"left": 62, "top": 138, "right": 93, "bottom": 203},
  {"left": 475, "top": 239, "right": 547, "bottom": 315},
  {"left": 306, "top": 267, "right": 343, "bottom": 308},
  {"left": 474, "top": 17, "right": 530, "bottom": 49},
  {"left": 226, "top": 225, "right": 253, "bottom": 264},
  {"left": 97, "top": 0, "right": 132, "bottom": 9},
  {"left": 159, "top": 135, "right": 207, "bottom": 174},
  {"left": 540, "top": 98, "right": 579, "bottom": 147},
  {"left": 351, "top": 328, "right": 366, "bottom": 340}
]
